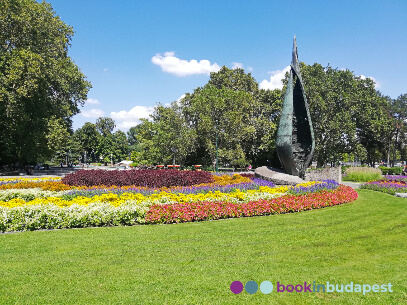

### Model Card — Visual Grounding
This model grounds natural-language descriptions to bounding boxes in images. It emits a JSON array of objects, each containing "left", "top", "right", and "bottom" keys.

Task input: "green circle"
[
  {"left": 245, "top": 281, "right": 258, "bottom": 294},
  {"left": 260, "top": 281, "right": 273, "bottom": 294}
]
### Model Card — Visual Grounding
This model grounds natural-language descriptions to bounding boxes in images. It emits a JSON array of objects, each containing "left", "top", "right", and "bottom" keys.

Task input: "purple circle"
[{"left": 230, "top": 281, "right": 244, "bottom": 294}]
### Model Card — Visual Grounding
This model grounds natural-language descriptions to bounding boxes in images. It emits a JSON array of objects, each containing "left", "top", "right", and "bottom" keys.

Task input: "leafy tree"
[
  {"left": 45, "top": 116, "right": 70, "bottom": 162},
  {"left": 96, "top": 134, "right": 114, "bottom": 164},
  {"left": 208, "top": 66, "right": 259, "bottom": 93},
  {"left": 0, "top": 0, "right": 91, "bottom": 164},
  {"left": 133, "top": 119, "right": 161, "bottom": 165},
  {"left": 356, "top": 92, "right": 392, "bottom": 166},
  {"left": 112, "top": 130, "right": 129, "bottom": 161},
  {"left": 182, "top": 84, "right": 254, "bottom": 166},
  {"left": 381, "top": 93, "right": 407, "bottom": 166},
  {"left": 243, "top": 88, "right": 283, "bottom": 167},
  {"left": 150, "top": 102, "right": 197, "bottom": 165},
  {"left": 127, "top": 125, "right": 141, "bottom": 146},
  {"left": 96, "top": 117, "right": 115, "bottom": 136},
  {"left": 74, "top": 122, "right": 99, "bottom": 160},
  {"left": 297, "top": 63, "right": 388, "bottom": 167}
]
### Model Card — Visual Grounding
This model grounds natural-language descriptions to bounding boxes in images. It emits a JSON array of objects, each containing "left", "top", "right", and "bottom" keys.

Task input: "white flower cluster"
[
  {"left": 0, "top": 188, "right": 62, "bottom": 202},
  {"left": 0, "top": 200, "right": 151, "bottom": 232}
]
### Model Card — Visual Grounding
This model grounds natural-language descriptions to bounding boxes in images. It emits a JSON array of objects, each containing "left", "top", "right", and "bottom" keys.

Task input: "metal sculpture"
[{"left": 276, "top": 36, "right": 315, "bottom": 178}]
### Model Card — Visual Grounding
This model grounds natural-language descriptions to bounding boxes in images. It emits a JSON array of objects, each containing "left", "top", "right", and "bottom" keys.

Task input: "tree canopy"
[{"left": 0, "top": 0, "right": 91, "bottom": 165}]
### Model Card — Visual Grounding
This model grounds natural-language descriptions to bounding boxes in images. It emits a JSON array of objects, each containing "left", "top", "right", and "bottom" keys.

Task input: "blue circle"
[
  {"left": 245, "top": 281, "right": 258, "bottom": 294},
  {"left": 260, "top": 281, "right": 273, "bottom": 294}
]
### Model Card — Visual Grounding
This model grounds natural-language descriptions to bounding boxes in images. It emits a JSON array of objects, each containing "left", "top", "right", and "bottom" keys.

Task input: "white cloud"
[
  {"left": 81, "top": 108, "right": 105, "bottom": 118},
  {"left": 360, "top": 75, "right": 381, "bottom": 89},
  {"left": 259, "top": 66, "right": 291, "bottom": 90},
  {"left": 247, "top": 66, "right": 253, "bottom": 72},
  {"left": 111, "top": 105, "right": 154, "bottom": 121},
  {"left": 177, "top": 94, "right": 186, "bottom": 103},
  {"left": 116, "top": 121, "right": 140, "bottom": 130},
  {"left": 151, "top": 51, "right": 221, "bottom": 77},
  {"left": 86, "top": 98, "right": 100, "bottom": 105},
  {"left": 231, "top": 62, "right": 244, "bottom": 69},
  {"left": 103, "top": 68, "right": 109, "bottom": 72},
  {"left": 111, "top": 106, "right": 155, "bottom": 131}
]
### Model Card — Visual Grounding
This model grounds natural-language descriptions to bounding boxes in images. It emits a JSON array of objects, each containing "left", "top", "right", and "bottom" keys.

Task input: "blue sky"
[{"left": 48, "top": 0, "right": 407, "bottom": 131}]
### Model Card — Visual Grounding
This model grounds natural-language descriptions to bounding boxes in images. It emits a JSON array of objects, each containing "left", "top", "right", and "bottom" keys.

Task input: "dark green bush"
[{"left": 378, "top": 166, "right": 402, "bottom": 175}]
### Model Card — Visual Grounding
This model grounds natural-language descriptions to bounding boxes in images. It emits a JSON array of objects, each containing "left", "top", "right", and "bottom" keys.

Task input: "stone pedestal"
[{"left": 254, "top": 166, "right": 305, "bottom": 185}]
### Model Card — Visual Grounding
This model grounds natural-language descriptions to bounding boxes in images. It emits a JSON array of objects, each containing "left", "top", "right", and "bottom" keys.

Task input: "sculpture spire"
[
  {"left": 292, "top": 35, "right": 299, "bottom": 69},
  {"left": 276, "top": 36, "right": 315, "bottom": 178}
]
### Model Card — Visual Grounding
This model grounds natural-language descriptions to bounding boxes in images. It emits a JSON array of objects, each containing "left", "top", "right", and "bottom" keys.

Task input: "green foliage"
[
  {"left": 0, "top": 0, "right": 91, "bottom": 164},
  {"left": 296, "top": 63, "right": 389, "bottom": 167},
  {"left": 45, "top": 116, "right": 70, "bottom": 154},
  {"left": 342, "top": 166, "right": 383, "bottom": 182},
  {"left": 112, "top": 130, "right": 129, "bottom": 161},
  {"left": 182, "top": 84, "right": 254, "bottom": 165},
  {"left": 129, "top": 67, "right": 283, "bottom": 167},
  {"left": 230, "top": 158, "right": 248, "bottom": 169},
  {"left": 95, "top": 117, "right": 115, "bottom": 136},
  {"left": 378, "top": 166, "right": 403, "bottom": 175},
  {"left": 127, "top": 125, "right": 140, "bottom": 146}
]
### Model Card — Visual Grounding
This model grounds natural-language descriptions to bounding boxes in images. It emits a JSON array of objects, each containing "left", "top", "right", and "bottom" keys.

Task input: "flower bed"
[
  {"left": 0, "top": 173, "right": 358, "bottom": 232},
  {"left": 361, "top": 180, "right": 407, "bottom": 195},
  {"left": 146, "top": 185, "right": 357, "bottom": 224},
  {"left": 62, "top": 169, "right": 214, "bottom": 188}
]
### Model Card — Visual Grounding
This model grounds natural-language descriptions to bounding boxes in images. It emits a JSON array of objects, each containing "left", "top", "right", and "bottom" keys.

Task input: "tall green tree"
[
  {"left": 150, "top": 102, "right": 197, "bottom": 165},
  {"left": 381, "top": 93, "right": 407, "bottom": 166},
  {"left": 127, "top": 125, "right": 140, "bottom": 147},
  {"left": 96, "top": 117, "right": 115, "bottom": 136},
  {"left": 112, "top": 130, "right": 129, "bottom": 162},
  {"left": 133, "top": 119, "right": 161, "bottom": 165},
  {"left": 74, "top": 122, "right": 99, "bottom": 162},
  {"left": 0, "top": 0, "right": 91, "bottom": 164},
  {"left": 297, "top": 63, "right": 388, "bottom": 167},
  {"left": 182, "top": 84, "right": 254, "bottom": 166}
]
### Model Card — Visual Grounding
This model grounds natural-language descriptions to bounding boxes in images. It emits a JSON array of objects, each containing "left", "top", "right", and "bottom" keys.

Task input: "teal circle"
[
  {"left": 260, "top": 281, "right": 273, "bottom": 294},
  {"left": 245, "top": 281, "right": 258, "bottom": 294}
]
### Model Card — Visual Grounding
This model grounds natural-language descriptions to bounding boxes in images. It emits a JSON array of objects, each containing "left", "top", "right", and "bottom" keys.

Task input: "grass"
[
  {"left": 342, "top": 167, "right": 383, "bottom": 182},
  {"left": 0, "top": 189, "right": 406, "bottom": 304}
]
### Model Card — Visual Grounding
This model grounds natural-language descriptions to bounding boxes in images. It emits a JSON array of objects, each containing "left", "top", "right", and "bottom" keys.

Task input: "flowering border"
[{"left": 146, "top": 185, "right": 358, "bottom": 224}]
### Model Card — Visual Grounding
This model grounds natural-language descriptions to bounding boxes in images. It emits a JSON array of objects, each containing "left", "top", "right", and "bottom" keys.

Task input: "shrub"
[
  {"left": 62, "top": 169, "right": 214, "bottom": 188},
  {"left": 343, "top": 167, "right": 382, "bottom": 182},
  {"left": 378, "top": 166, "right": 402, "bottom": 175}
]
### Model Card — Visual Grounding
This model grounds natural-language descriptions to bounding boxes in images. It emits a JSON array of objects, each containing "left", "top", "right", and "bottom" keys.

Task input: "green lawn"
[{"left": 0, "top": 189, "right": 406, "bottom": 304}]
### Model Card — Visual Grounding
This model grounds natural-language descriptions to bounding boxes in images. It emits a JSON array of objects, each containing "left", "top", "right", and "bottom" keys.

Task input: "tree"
[
  {"left": 46, "top": 116, "right": 70, "bottom": 160},
  {"left": 96, "top": 117, "right": 115, "bottom": 136},
  {"left": 112, "top": 130, "right": 129, "bottom": 161},
  {"left": 0, "top": 0, "right": 91, "bottom": 164},
  {"left": 133, "top": 119, "right": 161, "bottom": 165},
  {"left": 208, "top": 66, "right": 259, "bottom": 93},
  {"left": 74, "top": 122, "right": 99, "bottom": 162},
  {"left": 380, "top": 93, "right": 407, "bottom": 166},
  {"left": 97, "top": 134, "right": 114, "bottom": 164},
  {"left": 150, "top": 102, "right": 197, "bottom": 165},
  {"left": 127, "top": 125, "right": 141, "bottom": 147},
  {"left": 356, "top": 92, "right": 392, "bottom": 166},
  {"left": 296, "top": 63, "right": 388, "bottom": 167},
  {"left": 182, "top": 84, "right": 254, "bottom": 166}
]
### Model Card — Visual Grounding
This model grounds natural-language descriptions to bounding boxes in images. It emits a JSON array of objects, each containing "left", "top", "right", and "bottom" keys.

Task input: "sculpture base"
[{"left": 254, "top": 166, "right": 305, "bottom": 186}]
